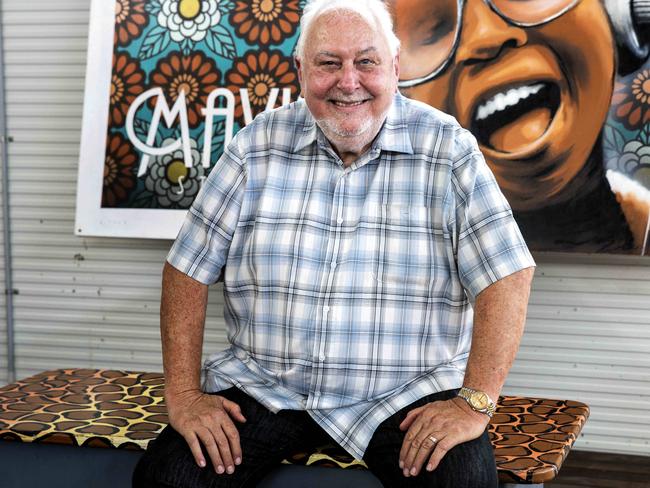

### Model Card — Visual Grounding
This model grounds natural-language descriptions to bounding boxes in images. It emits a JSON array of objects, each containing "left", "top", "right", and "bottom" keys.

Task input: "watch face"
[{"left": 470, "top": 391, "right": 489, "bottom": 410}]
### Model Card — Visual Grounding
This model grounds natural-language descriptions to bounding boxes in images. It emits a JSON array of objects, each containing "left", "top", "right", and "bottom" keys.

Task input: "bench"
[{"left": 0, "top": 369, "right": 589, "bottom": 487}]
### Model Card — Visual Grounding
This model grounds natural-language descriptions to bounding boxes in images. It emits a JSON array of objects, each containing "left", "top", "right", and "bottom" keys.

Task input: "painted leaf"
[
  {"left": 139, "top": 25, "right": 171, "bottom": 60},
  {"left": 218, "top": 0, "right": 236, "bottom": 14},
  {"left": 603, "top": 124, "right": 627, "bottom": 154},
  {"left": 144, "top": 1, "right": 162, "bottom": 15},
  {"left": 206, "top": 25, "right": 237, "bottom": 59}
]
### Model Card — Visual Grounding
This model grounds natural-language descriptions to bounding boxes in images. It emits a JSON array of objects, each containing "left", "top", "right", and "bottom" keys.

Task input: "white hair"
[{"left": 294, "top": 0, "right": 400, "bottom": 60}]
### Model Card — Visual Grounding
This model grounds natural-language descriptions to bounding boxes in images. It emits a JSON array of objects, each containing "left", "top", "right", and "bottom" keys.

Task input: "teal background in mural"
[{"left": 103, "top": 0, "right": 304, "bottom": 210}]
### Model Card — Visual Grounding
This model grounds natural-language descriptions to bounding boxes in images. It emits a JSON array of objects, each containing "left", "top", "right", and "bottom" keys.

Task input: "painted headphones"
[{"left": 606, "top": 0, "right": 650, "bottom": 73}]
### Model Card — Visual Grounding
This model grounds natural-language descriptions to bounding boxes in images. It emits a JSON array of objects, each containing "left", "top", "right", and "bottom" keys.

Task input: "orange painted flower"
[
  {"left": 109, "top": 52, "right": 146, "bottom": 127},
  {"left": 612, "top": 70, "right": 650, "bottom": 129},
  {"left": 114, "top": 0, "right": 149, "bottom": 46},
  {"left": 150, "top": 51, "right": 221, "bottom": 128},
  {"left": 230, "top": 0, "right": 300, "bottom": 46},
  {"left": 103, "top": 132, "right": 137, "bottom": 207},
  {"left": 226, "top": 50, "right": 300, "bottom": 124}
]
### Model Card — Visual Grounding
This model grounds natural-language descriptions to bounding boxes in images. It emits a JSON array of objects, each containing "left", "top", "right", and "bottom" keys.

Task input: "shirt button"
[
  {"left": 330, "top": 261, "right": 337, "bottom": 269},
  {"left": 319, "top": 353, "right": 326, "bottom": 361},
  {"left": 323, "top": 306, "right": 330, "bottom": 314},
  {"left": 337, "top": 217, "right": 343, "bottom": 224}
]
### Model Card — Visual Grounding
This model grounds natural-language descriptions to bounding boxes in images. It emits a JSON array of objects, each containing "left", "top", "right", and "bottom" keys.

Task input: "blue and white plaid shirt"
[{"left": 167, "top": 93, "right": 535, "bottom": 459}]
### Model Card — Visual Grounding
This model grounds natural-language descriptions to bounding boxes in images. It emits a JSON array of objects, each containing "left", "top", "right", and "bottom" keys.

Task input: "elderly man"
[{"left": 134, "top": 0, "right": 535, "bottom": 487}]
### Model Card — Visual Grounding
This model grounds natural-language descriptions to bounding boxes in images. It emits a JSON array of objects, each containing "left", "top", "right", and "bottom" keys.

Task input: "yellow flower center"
[
  {"left": 178, "top": 82, "right": 192, "bottom": 96},
  {"left": 632, "top": 71, "right": 650, "bottom": 104},
  {"left": 167, "top": 160, "right": 189, "bottom": 184},
  {"left": 104, "top": 157, "right": 117, "bottom": 183},
  {"left": 111, "top": 75, "right": 125, "bottom": 103},
  {"left": 260, "top": 0, "right": 275, "bottom": 14},
  {"left": 172, "top": 74, "right": 199, "bottom": 103},
  {"left": 254, "top": 82, "right": 269, "bottom": 98},
  {"left": 179, "top": 0, "right": 201, "bottom": 20},
  {"left": 252, "top": 0, "right": 279, "bottom": 22},
  {"left": 115, "top": 0, "right": 129, "bottom": 22},
  {"left": 248, "top": 73, "right": 276, "bottom": 106},
  {"left": 642, "top": 80, "right": 650, "bottom": 97}
]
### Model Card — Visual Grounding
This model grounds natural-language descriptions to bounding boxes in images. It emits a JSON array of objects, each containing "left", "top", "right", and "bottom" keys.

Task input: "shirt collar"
[
  {"left": 292, "top": 93, "right": 414, "bottom": 156},
  {"left": 293, "top": 100, "right": 319, "bottom": 153},
  {"left": 372, "top": 93, "right": 414, "bottom": 155}
]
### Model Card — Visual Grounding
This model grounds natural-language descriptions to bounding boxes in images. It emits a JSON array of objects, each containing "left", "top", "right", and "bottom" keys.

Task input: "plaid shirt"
[{"left": 167, "top": 93, "right": 535, "bottom": 459}]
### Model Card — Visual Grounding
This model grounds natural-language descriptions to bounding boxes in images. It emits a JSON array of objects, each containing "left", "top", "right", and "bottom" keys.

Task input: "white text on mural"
[{"left": 125, "top": 86, "right": 294, "bottom": 177}]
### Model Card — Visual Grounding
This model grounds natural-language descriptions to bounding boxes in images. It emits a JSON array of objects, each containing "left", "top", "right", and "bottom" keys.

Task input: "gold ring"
[{"left": 428, "top": 435, "right": 438, "bottom": 445}]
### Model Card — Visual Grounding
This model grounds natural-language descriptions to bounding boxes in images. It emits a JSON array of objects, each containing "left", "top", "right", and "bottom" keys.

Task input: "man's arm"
[
  {"left": 161, "top": 262, "right": 246, "bottom": 475},
  {"left": 398, "top": 266, "right": 535, "bottom": 477}
]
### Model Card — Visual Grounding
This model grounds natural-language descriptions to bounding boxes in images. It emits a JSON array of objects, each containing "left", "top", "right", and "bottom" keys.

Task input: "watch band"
[{"left": 457, "top": 387, "right": 496, "bottom": 418}]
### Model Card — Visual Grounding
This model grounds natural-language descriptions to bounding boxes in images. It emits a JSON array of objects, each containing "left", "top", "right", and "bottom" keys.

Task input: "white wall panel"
[
  {"left": 1, "top": 0, "right": 648, "bottom": 457},
  {"left": 504, "top": 254, "right": 650, "bottom": 456},
  {"left": 0, "top": 0, "right": 228, "bottom": 387}
]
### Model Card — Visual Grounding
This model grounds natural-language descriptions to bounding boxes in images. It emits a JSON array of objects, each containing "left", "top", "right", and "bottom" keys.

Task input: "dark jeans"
[{"left": 133, "top": 388, "right": 497, "bottom": 488}]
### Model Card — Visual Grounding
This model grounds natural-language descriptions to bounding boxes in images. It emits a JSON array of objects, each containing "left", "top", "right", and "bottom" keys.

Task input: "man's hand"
[
  {"left": 166, "top": 390, "right": 247, "bottom": 474},
  {"left": 398, "top": 397, "right": 489, "bottom": 477}
]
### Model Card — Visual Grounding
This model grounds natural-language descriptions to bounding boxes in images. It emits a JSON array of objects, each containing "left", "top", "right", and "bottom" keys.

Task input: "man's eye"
[{"left": 358, "top": 59, "right": 375, "bottom": 66}]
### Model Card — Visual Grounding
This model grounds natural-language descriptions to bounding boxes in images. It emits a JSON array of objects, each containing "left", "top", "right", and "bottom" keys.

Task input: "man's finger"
[
  {"left": 209, "top": 423, "right": 237, "bottom": 474},
  {"left": 402, "top": 424, "right": 432, "bottom": 475},
  {"left": 426, "top": 436, "right": 453, "bottom": 472},
  {"left": 196, "top": 426, "right": 227, "bottom": 474},
  {"left": 399, "top": 417, "right": 425, "bottom": 470},
  {"left": 222, "top": 399, "right": 247, "bottom": 423},
  {"left": 221, "top": 418, "right": 243, "bottom": 465},
  {"left": 399, "top": 406, "right": 424, "bottom": 431},
  {"left": 184, "top": 431, "right": 207, "bottom": 468},
  {"left": 409, "top": 432, "right": 444, "bottom": 476}
]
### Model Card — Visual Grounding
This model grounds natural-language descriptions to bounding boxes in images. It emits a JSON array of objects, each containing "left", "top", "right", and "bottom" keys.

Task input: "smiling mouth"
[
  {"left": 471, "top": 82, "right": 561, "bottom": 153},
  {"left": 330, "top": 99, "right": 368, "bottom": 107}
]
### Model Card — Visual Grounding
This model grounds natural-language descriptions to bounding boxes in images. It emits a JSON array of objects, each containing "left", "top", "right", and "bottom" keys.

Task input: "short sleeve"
[
  {"left": 446, "top": 129, "right": 535, "bottom": 301},
  {"left": 166, "top": 139, "right": 248, "bottom": 285}
]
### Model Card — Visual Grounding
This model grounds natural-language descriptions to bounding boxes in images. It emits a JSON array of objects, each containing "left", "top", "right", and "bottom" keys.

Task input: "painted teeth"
[{"left": 475, "top": 84, "right": 544, "bottom": 121}]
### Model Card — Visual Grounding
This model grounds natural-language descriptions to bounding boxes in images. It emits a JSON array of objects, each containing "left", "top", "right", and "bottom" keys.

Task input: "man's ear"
[{"left": 393, "top": 51, "right": 400, "bottom": 91}]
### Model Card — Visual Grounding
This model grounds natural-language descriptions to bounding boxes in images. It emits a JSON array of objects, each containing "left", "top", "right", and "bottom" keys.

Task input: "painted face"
[
  {"left": 296, "top": 10, "right": 399, "bottom": 159},
  {"left": 390, "top": 0, "right": 616, "bottom": 211}
]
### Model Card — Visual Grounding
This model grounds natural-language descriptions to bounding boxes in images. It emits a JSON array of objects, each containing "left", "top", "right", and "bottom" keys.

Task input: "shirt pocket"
[{"left": 361, "top": 205, "right": 434, "bottom": 295}]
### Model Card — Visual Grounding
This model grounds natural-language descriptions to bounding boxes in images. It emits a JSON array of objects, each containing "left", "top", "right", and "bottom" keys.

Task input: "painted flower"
[
  {"left": 109, "top": 52, "right": 146, "bottom": 127},
  {"left": 157, "top": 0, "right": 221, "bottom": 43},
  {"left": 611, "top": 139, "right": 650, "bottom": 188},
  {"left": 612, "top": 70, "right": 650, "bottom": 129},
  {"left": 103, "top": 132, "right": 137, "bottom": 207},
  {"left": 150, "top": 51, "right": 220, "bottom": 127},
  {"left": 114, "top": 0, "right": 149, "bottom": 46},
  {"left": 225, "top": 50, "right": 300, "bottom": 123},
  {"left": 230, "top": 0, "right": 300, "bottom": 45},
  {"left": 145, "top": 137, "right": 206, "bottom": 208}
]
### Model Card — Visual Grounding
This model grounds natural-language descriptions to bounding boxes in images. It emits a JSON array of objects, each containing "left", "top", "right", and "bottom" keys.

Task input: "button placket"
[{"left": 308, "top": 171, "right": 346, "bottom": 407}]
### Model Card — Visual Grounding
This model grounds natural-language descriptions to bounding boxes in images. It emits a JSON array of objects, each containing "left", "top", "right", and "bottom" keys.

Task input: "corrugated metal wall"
[{"left": 1, "top": 0, "right": 648, "bottom": 456}]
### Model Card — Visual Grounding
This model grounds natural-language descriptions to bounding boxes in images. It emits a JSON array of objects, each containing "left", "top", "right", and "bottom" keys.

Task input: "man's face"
[
  {"left": 390, "top": 0, "right": 615, "bottom": 211},
  {"left": 296, "top": 10, "right": 399, "bottom": 158}
]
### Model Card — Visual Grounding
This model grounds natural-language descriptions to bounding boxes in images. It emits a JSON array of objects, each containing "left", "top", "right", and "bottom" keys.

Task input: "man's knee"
[
  {"left": 132, "top": 426, "right": 202, "bottom": 488},
  {"left": 427, "top": 432, "right": 498, "bottom": 488}
]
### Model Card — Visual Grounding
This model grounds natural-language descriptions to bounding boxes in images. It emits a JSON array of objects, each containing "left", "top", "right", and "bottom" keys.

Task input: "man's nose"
[
  {"left": 454, "top": 0, "right": 528, "bottom": 65},
  {"left": 337, "top": 63, "right": 361, "bottom": 92}
]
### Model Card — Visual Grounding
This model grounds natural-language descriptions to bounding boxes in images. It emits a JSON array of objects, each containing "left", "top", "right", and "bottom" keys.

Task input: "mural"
[
  {"left": 75, "top": 0, "right": 650, "bottom": 255},
  {"left": 389, "top": 0, "right": 650, "bottom": 254}
]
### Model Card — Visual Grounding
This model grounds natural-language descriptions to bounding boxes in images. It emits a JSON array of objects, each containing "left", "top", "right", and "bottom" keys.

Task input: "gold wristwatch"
[{"left": 457, "top": 387, "right": 496, "bottom": 418}]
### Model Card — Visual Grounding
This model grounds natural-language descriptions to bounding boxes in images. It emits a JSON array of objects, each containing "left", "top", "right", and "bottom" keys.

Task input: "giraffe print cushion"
[
  {"left": 0, "top": 369, "right": 166, "bottom": 449},
  {"left": 0, "top": 369, "right": 588, "bottom": 484}
]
